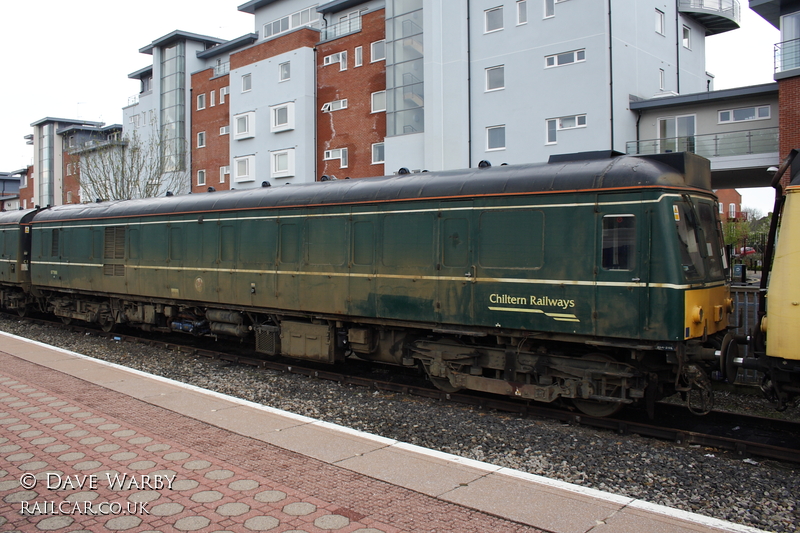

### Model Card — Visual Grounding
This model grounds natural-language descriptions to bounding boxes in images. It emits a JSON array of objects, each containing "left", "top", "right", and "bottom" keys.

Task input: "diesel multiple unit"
[{"left": 0, "top": 152, "right": 733, "bottom": 416}]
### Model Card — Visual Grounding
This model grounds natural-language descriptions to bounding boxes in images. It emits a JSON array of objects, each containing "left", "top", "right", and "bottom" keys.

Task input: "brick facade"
[
  {"left": 317, "top": 9, "right": 386, "bottom": 180},
  {"left": 230, "top": 29, "right": 319, "bottom": 70},
  {"left": 778, "top": 76, "right": 800, "bottom": 187},
  {"left": 191, "top": 70, "right": 232, "bottom": 193},
  {"left": 62, "top": 151, "right": 81, "bottom": 204}
]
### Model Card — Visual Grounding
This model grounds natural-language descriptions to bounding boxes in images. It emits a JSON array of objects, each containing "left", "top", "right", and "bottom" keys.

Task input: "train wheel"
[
  {"left": 17, "top": 306, "right": 28, "bottom": 318},
  {"left": 61, "top": 317, "right": 72, "bottom": 326},
  {"left": 429, "top": 376, "right": 460, "bottom": 393},
  {"left": 99, "top": 316, "right": 116, "bottom": 333},
  {"left": 572, "top": 354, "right": 624, "bottom": 417}
]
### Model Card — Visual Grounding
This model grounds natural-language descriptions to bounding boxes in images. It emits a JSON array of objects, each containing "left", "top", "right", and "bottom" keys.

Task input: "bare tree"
[{"left": 76, "top": 127, "right": 189, "bottom": 202}]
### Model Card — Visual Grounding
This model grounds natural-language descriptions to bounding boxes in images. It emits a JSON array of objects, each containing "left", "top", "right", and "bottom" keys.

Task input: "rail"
[
  {"left": 626, "top": 127, "right": 778, "bottom": 158},
  {"left": 678, "top": 0, "right": 740, "bottom": 22},
  {"left": 320, "top": 16, "right": 361, "bottom": 41},
  {"left": 775, "top": 38, "right": 800, "bottom": 74}
]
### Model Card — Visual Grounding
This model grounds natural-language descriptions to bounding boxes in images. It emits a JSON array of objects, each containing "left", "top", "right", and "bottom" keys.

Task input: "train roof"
[
  {"left": 0, "top": 209, "right": 38, "bottom": 226},
  {"left": 32, "top": 152, "right": 711, "bottom": 223}
]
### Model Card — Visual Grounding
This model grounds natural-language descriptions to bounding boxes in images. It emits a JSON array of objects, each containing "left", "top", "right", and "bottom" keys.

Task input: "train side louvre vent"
[
  {"left": 103, "top": 227, "right": 126, "bottom": 276},
  {"left": 255, "top": 325, "right": 280, "bottom": 355}
]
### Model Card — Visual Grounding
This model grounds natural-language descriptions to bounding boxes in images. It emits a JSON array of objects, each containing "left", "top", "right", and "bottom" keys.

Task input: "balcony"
[
  {"left": 626, "top": 127, "right": 777, "bottom": 158},
  {"left": 214, "top": 61, "right": 230, "bottom": 77},
  {"left": 775, "top": 38, "right": 800, "bottom": 76},
  {"left": 320, "top": 16, "right": 361, "bottom": 42},
  {"left": 678, "top": 0, "right": 740, "bottom": 35}
]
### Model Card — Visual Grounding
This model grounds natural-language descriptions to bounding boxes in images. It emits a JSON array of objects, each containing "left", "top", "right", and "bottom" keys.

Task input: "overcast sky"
[{"left": 0, "top": 1, "right": 781, "bottom": 212}]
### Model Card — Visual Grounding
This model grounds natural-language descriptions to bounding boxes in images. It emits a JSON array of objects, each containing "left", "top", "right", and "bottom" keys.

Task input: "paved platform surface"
[{"left": 0, "top": 331, "right": 766, "bottom": 533}]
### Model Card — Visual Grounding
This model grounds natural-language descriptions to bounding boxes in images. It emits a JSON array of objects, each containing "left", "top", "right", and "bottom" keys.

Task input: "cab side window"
[{"left": 602, "top": 215, "right": 635, "bottom": 270}]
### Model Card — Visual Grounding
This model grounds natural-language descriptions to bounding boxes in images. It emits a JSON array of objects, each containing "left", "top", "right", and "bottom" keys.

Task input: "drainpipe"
[
  {"left": 608, "top": 0, "right": 614, "bottom": 150},
  {"left": 675, "top": 0, "right": 681, "bottom": 94},
  {"left": 467, "top": 0, "right": 473, "bottom": 168}
]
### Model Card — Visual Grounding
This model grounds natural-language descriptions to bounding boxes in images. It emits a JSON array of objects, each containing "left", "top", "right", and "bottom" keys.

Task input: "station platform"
[{"left": 0, "top": 331, "right": 765, "bottom": 533}]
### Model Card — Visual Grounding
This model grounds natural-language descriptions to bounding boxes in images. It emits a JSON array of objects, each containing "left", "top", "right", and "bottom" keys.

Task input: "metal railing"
[
  {"left": 775, "top": 38, "right": 800, "bottom": 74},
  {"left": 729, "top": 285, "right": 760, "bottom": 384},
  {"left": 213, "top": 61, "right": 230, "bottom": 77},
  {"left": 626, "top": 127, "right": 778, "bottom": 158},
  {"left": 320, "top": 16, "right": 361, "bottom": 41},
  {"left": 678, "top": 0, "right": 740, "bottom": 22},
  {"left": 127, "top": 94, "right": 139, "bottom": 106}
]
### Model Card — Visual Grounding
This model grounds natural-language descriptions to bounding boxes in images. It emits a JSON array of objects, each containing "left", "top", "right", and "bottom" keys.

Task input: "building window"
[
  {"left": 197, "top": 170, "right": 206, "bottom": 186},
  {"left": 718, "top": 105, "right": 771, "bottom": 123},
  {"left": 210, "top": 91, "right": 215, "bottom": 107},
  {"left": 544, "top": 0, "right": 567, "bottom": 18},
  {"left": 197, "top": 93, "right": 206, "bottom": 110},
  {"left": 487, "top": 125, "right": 506, "bottom": 150},
  {"left": 220, "top": 125, "right": 230, "bottom": 135},
  {"left": 371, "top": 40, "right": 385, "bottom": 62},
  {"left": 545, "top": 49, "right": 585, "bottom": 68},
  {"left": 655, "top": 9, "right": 665, "bottom": 35},
  {"left": 279, "top": 62, "right": 291, "bottom": 82},
  {"left": 241, "top": 74, "right": 252, "bottom": 92},
  {"left": 486, "top": 66, "right": 504, "bottom": 91},
  {"left": 729, "top": 203, "right": 736, "bottom": 219},
  {"left": 324, "top": 148, "right": 349, "bottom": 168},
  {"left": 355, "top": 46, "right": 363, "bottom": 67},
  {"left": 271, "top": 149, "right": 295, "bottom": 178},
  {"left": 323, "top": 51, "right": 347, "bottom": 71},
  {"left": 220, "top": 87, "right": 229, "bottom": 104},
  {"left": 197, "top": 131, "right": 206, "bottom": 148},
  {"left": 220, "top": 166, "right": 230, "bottom": 184},
  {"left": 234, "top": 112, "right": 255, "bottom": 140},
  {"left": 372, "top": 143, "right": 385, "bottom": 164},
  {"left": 321, "top": 99, "right": 348, "bottom": 112},
  {"left": 66, "top": 191, "right": 73, "bottom": 204},
  {"left": 234, "top": 156, "right": 255, "bottom": 182},
  {"left": 270, "top": 102, "right": 295, "bottom": 132},
  {"left": 485, "top": 7, "right": 503, "bottom": 32},
  {"left": 371, "top": 91, "right": 386, "bottom": 113},
  {"left": 682, "top": 25, "right": 691, "bottom": 49},
  {"left": 66, "top": 163, "right": 72, "bottom": 176},
  {"left": 263, "top": 7, "right": 317, "bottom": 39},
  {"left": 659, "top": 68, "right": 665, "bottom": 90},
  {"left": 518, "top": 1, "right": 528, "bottom": 24},
  {"left": 546, "top": 114, "right": 586, "bottom": 144}
]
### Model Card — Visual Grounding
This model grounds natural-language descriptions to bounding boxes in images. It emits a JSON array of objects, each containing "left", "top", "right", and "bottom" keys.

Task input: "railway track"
[{"left": 7, "top": 312, "right": 800, "bottom": 465}]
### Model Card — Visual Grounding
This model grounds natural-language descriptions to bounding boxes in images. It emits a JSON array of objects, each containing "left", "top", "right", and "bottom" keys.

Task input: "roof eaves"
[
  {"left": 630, "top": 83, "right": 779, "bottom": 111},
  {"left": 197, "top": 33, "right": 259, "bottom": 59},
  {"left": 139, "top": 30, "right": 226, "bottom": 55},
  {"left": 237, "top": 0, "right": 281, "bottom": 15},
  {"left": 128, "top": 65, "right": 153, "bottom": 80},
  {"left": 30, "top": 117, "right": 104, "bottom": 128}
]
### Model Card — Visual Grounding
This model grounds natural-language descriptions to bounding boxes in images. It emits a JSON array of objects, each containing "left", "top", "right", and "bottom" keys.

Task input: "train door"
[
  {"left": 437, "top": 202, "right": 475, "bottom": 326},
  {"left": 594, "top": 193, "right": 647, "bottom": 339},
  {"left": 348, "top": 207, "right": 377, "bottom": 318},
  {"left": 300, "top": 212, "right": 349, "bottom": 314}
]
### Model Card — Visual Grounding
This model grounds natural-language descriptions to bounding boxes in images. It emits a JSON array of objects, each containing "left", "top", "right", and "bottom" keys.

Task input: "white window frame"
[
  {"left": 324, "top": 148, "right": 349, "bottom": 169},
  {"left": 546, "top": 114, "right": 587, "bottom": 144},
  {"left": 486, "top": 65, "right": 504, "bottom": 91},
  {"left": 321, "top": 99, "right": 348, "bottom": 112},
  {"left": 544, "top": 0, "right": 566, "bottom": 18},
  {"left": 729, "top": 203, "right": 736, "bottom": 219},
  {"left": 220, "top": 125, "right": 230, "bottom": 136},
  {"left": 220, "top": 165, "right": 230, "bottom": 184},
  {"left": 545, "top": 49, "right": 585, "bottom": 68},
  {"left": 197, "top": 169, "right": 206, "bottom": 187},
  {"left": 220, "top": 87, "right": 229, "bottom": 104},
  {"left": 682, "top": 25, "right": 691, "bottom": 49},
  {"left": 355, "top": 46, "right": 363, "bottom": 67},
  {"left": 279, "top": 62, "right": 291, "bottom": 82},
  {"left": 485, "top": 6, "right": 504, "bottom": 33},
  {"left": 197, "top": 131, "right": 206, "bottom": 148},
  {"left": 271, "top": 149, "right": 295, "bottom": 178},
  {"left": 270, "top": 102, "right": 295, "bottom": 132},
  {"left": 718, "top": 105, "right": 771, "bottom": 124},
  {"left": 372, "top": 143, "right": 385, "bottom": 164},
  {"left": 371, "top": 40, "right": 385, "bottom": 62},
  {"left": 323, "top": 51, "right": 348, "bottom": 71},
  {"left": 210, "top": 90, "right": 215, "bottom": 107},
  {"left": 486, "top": 125, "right": 506, "bottom": 151},
  {"left": 263, "top": 7, "right": 316, "bottom": 40},
  {"left": 234, "top": 155, "right": 255, "bottom": 183},
  {"left": 371, "top": 91, "right": 387, "bottom": 113},
  {"left": 517, "top": 1, "right": 528, "bottom": 24},
  {"left": 656, "top": 9, "right": 665, "bottom": 35},
  {"left": 234, "top": 112, "right": 255, "bottom": 140},
  {"left": 197, "top": 93, "right": 206, "bottom": 110},
  {"left": 241, "top": 74, "right": 252, "bottom": 93}
]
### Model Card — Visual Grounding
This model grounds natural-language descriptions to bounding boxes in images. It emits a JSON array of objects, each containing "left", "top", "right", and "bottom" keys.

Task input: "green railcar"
[{"left": 21, "top": 152, "right": 731, "bottom": 416}]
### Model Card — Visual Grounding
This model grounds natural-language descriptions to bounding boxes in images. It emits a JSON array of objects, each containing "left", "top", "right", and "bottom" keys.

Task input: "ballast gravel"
[{"left": 0, "top": 317, "right": 797, "bottom": 533}]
